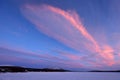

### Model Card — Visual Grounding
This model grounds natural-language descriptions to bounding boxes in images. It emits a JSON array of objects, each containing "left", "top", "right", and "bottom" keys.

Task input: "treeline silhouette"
[
  {"left": 0, "top": 66, "right": 120, "bottom": 72},
  {"left": 0, "top": 66, "right": 70, "bottom": 72}
]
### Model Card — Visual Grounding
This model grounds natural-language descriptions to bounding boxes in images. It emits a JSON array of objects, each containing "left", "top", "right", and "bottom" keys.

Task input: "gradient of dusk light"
[{"left": 0, "top": 0, "right": 120, "bottom": 70}]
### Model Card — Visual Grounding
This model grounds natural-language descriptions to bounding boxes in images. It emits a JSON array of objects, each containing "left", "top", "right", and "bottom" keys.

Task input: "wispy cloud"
[
  {"left": 20, "top": 4, "right": 117, "bottom": 68},
  {"left": 0, "top": 46, "right": 85, "bottom": 69}
]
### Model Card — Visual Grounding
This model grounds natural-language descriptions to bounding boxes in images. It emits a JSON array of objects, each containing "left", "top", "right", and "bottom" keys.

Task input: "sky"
[{"left": 0, "top": 0, "right": 120, "bottom": 71}]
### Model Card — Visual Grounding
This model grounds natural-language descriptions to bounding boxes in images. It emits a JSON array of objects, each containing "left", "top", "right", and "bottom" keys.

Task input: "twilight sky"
[{"left": 0, "top": 0, "right": 120, "bottom": 71}]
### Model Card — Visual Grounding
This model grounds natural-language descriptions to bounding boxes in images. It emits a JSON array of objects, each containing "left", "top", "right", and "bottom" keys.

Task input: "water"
[{"left": 0, "top": 72, "right": 120, "bottom": 80}]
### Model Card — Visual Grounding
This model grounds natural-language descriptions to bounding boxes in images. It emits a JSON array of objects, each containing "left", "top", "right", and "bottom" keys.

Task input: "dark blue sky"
[{"left": 0, "top": 0, "right": 120, "bottom": 70}]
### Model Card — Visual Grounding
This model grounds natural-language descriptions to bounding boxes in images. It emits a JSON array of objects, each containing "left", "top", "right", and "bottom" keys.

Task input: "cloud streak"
[
  {"left": 46, "top": 5, "right": 115, "bottom": 65},
  {"left": 0, "top": 46, "right": 85, "bottom": 69},
  {"left": 47, "top": 5, "right": 100, "bottom": 52},
  {"left": 20, "top": 4, "right": 116, "bottom": 68}
]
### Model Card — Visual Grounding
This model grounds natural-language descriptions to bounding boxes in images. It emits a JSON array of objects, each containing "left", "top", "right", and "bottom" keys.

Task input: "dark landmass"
[
  {"left": 0, "top": 66, "right": 70, "bottom": 72},
  {"left": 0, "top": 66, "right": 120, "bottom": 72},
  {"left": 89, "top": 70, "right": 120, "bottom": 72}
]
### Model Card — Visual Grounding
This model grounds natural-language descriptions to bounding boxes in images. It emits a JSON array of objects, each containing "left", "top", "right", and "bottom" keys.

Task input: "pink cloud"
[
  {"left": 20, "top": 4, "right": 116, "bottom": 67},
  {"left": 47, "top": 5, "right": 101, "bottom": 53}
]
